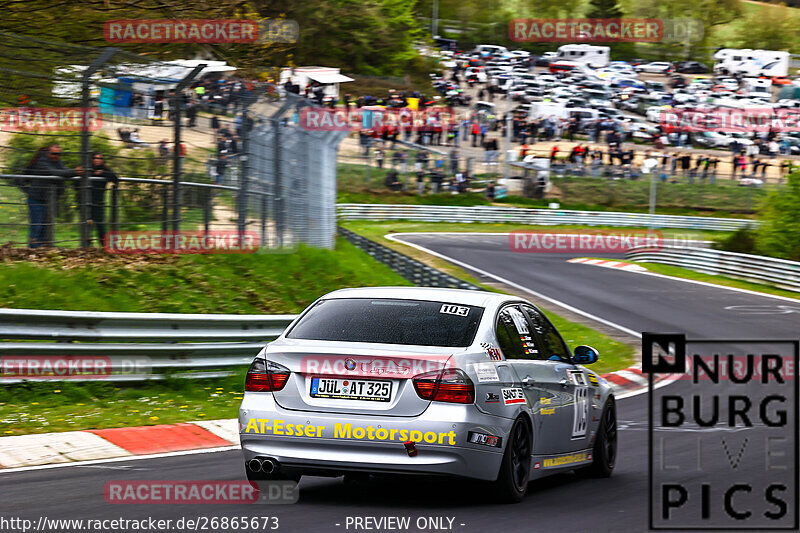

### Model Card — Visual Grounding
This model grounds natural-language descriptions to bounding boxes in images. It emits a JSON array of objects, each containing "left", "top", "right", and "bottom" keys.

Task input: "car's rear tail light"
[
  {"left": 413, "top": 368, "right": 475, "bottom": 404},
  {"left": 245, "top": 359, "right": 290, "bottom": 392}
]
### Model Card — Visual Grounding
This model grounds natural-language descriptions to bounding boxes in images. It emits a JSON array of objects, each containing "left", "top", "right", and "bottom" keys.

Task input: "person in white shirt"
[
  {"left": 768, "top": 140, "right": 780, "bottom": 159},
  {"left": 641, "top": 152, "right": 659, "bottom": 177}
]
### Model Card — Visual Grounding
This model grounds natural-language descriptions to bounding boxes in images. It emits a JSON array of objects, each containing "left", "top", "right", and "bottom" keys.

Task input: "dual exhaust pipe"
[{"left": 248, "top": 457, "right": 278, "bottom": 474}]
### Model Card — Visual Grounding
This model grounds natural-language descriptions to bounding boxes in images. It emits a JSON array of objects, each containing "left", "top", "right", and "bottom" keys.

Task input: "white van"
[
  {"left": 529, "top": 102, "right": 570, "bottom": 120},
  {"left": 555, "top": 44, "right": 610, "bottom": 68},
  {"left": 713, "top": 49, "right": 789, "bottom": 77}
]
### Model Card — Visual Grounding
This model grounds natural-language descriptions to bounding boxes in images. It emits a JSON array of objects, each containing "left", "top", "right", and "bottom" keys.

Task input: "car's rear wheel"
[
  {"left": 587, "top": 398, "right": 617, "bottom": 477},
  {"left": 493, "top": 416, "right": 532, "bottom": 503}
]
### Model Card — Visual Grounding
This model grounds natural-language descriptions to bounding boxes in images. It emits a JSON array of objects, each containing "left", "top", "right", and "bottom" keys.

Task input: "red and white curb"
[
  {"left": 0, "top": 419, "right": 239, "bottom": 469},
  {"left": 568, "top": 257, "right": 648, "bottom": 272},
  {"left": 0, "top": 365, "right": 664, "bottom": 469},
  {"left": 601, "top": 363, "right": 672, "bottom": 396}
]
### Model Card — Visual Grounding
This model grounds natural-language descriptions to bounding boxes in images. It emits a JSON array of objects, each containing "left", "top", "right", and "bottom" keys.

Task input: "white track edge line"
[{"left": 386, "top": 233, "right": 642, "bottom": 340}]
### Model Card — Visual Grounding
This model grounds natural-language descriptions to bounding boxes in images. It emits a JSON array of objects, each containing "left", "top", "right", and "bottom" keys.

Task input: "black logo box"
[{"left": 644, "top": 333, "right": 799, "bottom": 531}]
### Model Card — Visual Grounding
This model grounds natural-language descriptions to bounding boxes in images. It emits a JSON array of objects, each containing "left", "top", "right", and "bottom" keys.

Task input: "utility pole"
[
  {"left": 503, "top": 86, "right": 511, "bottom": 180},
  {"left": 432, "top": 0, "right": 439, "bottom": 37}
]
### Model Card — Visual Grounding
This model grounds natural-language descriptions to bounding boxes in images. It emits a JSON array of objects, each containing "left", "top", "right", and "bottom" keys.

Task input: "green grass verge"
[
  {"left": 0, "top": 372, "right": 248, "bottom": 436},
  {"left": 0, "top": 237, "right": 411, "bottom": 313}
]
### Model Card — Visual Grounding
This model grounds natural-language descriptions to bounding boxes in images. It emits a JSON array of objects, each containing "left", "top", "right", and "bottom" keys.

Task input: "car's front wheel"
[
  {"left": 587, "top": 398, "right": 617, "bottom": 477},
  {"left": 493, "top": 416, "right": 532, "bottom": 503}
]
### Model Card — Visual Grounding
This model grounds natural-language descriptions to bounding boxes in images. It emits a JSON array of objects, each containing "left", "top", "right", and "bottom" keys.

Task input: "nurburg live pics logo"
[{"left": 644, "top": 333, "right": 799, "bottom": 530}]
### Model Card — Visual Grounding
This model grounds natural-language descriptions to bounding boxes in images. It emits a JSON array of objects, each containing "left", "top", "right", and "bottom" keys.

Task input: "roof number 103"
[{"left": 440, "top": 304, "right": 470, "bottom": 317}]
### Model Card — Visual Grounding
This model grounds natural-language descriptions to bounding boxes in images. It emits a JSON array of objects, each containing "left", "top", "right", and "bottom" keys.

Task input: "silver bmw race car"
[{"left": 239, "top": 287, "right": 616, "bottom": 502}]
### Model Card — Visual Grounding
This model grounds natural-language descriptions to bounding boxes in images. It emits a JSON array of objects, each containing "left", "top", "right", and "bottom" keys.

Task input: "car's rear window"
[{"left": 286, "top": 298, "right": 484, "bottom": 347}]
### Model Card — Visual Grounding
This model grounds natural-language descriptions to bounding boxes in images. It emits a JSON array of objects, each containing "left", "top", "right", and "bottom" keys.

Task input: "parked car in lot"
[
  {"left": 693, "top": 131, "right": 754, "bottom": 149},
  {"left": 548, "top": 61, "right": 585, "bottom": 74},
  {"left": 240, "top": 287, "right": 617, "bottom": 503},
  {"left": 535, "top": 52, "right": 558, "bottom": 67},
  {"left": 693, "top": 131, "right": 733, "bottom": 148},
  {"left": 635, "top": 62, "right": 673, "bottom": 74},
  {"left": 675, "top": 61, "right": 709, "bottom": 74},
  {"left": 717, "top": 77, "right": 739, "bottom": 91},
  {"left": 669, "top": 75, "right": 687, "bottom": 89}
]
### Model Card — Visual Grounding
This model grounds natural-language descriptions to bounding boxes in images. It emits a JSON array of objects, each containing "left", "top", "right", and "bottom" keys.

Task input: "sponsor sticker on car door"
[{"left": 502, "top": 387, "right": 526, "bottom": 405}]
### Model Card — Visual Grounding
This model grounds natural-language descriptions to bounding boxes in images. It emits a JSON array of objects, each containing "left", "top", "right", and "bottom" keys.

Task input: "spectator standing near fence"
[
  {"left": 416, "top": 170, "right": 426, "bottom": 195},
  {"left": 21, "top": 145, "right": 76, "bottom": 248},
  {"left": 81, "top": 153, "right": 118, "bottom": 247},
  {"left": 468, "top": 122, "right": 478, "bottom": 147},
  {"left": 431, "top": 168, "right": 443, "bottom": 194},
  {"left": 449, "top": 149, "right": 459, "bottom": 175},
  {"left": 485, "top": 180, "right": 495, "bottom": 201}
]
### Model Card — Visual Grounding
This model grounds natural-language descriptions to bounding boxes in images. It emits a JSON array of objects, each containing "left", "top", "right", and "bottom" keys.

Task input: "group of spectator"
[
  {"left": 15, "top": 144, "right": 118, "bottom": 248},
  {"left": 127, "top": 77, "right": 252, "bottom": 123}
]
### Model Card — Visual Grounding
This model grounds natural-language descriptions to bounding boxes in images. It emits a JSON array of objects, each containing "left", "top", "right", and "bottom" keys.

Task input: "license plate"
[{"left": 310, "top": 377, "right": 391, "bottom": 402}]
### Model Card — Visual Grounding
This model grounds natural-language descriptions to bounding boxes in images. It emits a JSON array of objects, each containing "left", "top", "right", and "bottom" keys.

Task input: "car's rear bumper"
[{"left": 239, "top": 393, "right": 511, "bottom": 481}]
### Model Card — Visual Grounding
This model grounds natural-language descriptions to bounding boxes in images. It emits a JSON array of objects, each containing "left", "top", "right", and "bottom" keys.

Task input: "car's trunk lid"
[{"left": 264, "top": 339, "right": 459, "bottom": 417}]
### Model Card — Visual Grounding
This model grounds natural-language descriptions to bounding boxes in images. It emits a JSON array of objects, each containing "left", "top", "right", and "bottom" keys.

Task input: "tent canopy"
[{"left": 305, "top": 72, "right": 354, "bottom": 84}]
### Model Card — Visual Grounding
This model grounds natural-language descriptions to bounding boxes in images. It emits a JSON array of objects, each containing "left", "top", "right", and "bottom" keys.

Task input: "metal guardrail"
[
  {"left": 0, "top": 308, "right": 295, "bottom": 341},
  {"left": 338, "top": 226, "right": 481, "bottom": 291},
  {"left": 0, "top": 311, "right": 298, "bottom": 382},
  {"left": 337, "top": 204, "right": 757, "bottom": 232},
  {"left": 626, "top": 245, "right": 800, "bottom": 293}
]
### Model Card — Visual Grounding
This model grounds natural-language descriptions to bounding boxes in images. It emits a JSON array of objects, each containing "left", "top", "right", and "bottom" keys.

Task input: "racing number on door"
[{"left": 572, "top": 386, "right": 589, "bottom": 438}]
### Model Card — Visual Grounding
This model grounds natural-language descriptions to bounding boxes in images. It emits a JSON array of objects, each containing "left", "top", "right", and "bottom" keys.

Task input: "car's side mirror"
[{"left": 573, "top": 345, "right": 599, "bottom": 365}]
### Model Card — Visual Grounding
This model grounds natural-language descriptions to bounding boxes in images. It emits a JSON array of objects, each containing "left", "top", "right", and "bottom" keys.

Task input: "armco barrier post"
[{"left": 111, "top": 182, "right": 119, "bottom": 234}]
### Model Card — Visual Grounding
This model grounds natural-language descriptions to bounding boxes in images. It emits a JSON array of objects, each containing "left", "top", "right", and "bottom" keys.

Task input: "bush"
[
  {"left": 714, "top": 226, "right": 757, "bottom": 254},
  {"left": 755, "top": 173, "right": 800, "bottom": 261}
]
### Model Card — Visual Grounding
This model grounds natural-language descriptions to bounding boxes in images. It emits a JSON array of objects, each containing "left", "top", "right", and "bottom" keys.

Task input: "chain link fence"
[{"left": 0, "top": 31, "right": 343, "bottom": 251}]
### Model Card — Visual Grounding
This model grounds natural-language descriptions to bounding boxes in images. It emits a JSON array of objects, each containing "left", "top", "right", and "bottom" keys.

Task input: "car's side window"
[
  {"left": 521, "top": 304, "right": 570, "bottom": 361},
  {"left": 495, "top": 306, "right": 530, "bottom": 360}
]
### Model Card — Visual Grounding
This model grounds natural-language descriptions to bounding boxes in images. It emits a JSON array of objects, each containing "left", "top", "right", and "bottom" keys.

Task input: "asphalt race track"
[{"left": 2, "top": 232, "right": 798, "bottom": 533}]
